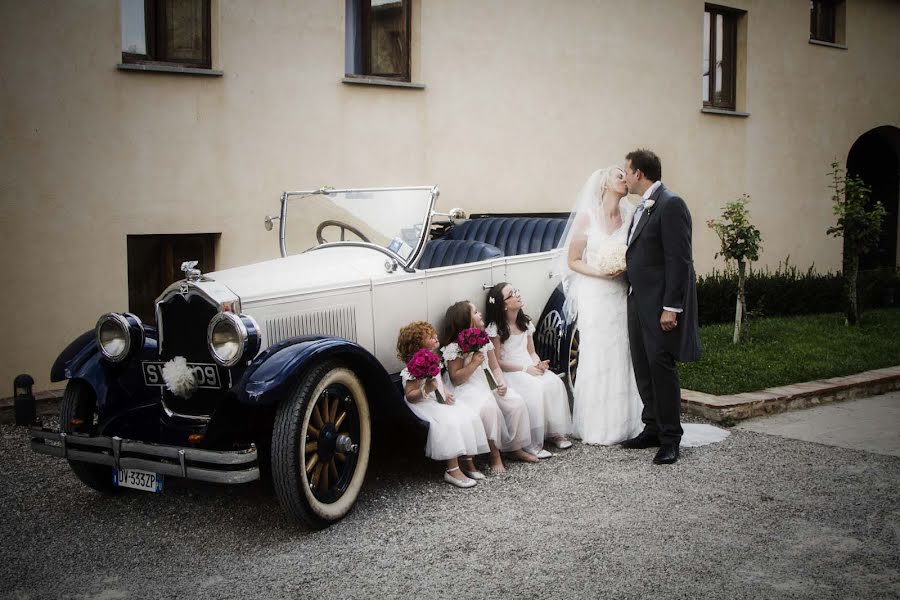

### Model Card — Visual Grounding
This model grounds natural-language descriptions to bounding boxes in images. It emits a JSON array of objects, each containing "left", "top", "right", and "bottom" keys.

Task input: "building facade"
[{"left": 2, "top": 0, "right": 899, "bottom": 391}]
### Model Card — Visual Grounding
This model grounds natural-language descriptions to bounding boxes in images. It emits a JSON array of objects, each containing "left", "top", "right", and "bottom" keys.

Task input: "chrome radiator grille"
[
  {"left": 156, "top": 293, "right": 222, "bottom": 417},
  {"left": 265, "top": 305, "right": 358, "bottom": 345}
]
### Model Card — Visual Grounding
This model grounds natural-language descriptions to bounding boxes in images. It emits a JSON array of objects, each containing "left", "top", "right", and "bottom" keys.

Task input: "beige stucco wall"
[{"left": 1, "top": 0, "right": 899, "bottom": 391}]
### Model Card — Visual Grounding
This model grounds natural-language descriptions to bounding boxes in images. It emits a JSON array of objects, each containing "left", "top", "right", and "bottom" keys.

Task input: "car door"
[
  {"left": 423, "top": 260, "right": 496, "bottom": 331},
  {"left": 501, "top": 250, "right": 558, "bottom": 316}
]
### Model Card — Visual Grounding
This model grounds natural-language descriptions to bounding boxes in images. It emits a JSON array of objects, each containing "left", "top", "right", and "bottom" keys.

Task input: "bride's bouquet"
[
  {"left": 457, "top": 327, "right": 498, "bottom": 390},
  {"left": 586, "top": 240, "right": 627, "bottom": 276},
  {"left": 406, "top": 348, "right": 445, "bottom": 403}
]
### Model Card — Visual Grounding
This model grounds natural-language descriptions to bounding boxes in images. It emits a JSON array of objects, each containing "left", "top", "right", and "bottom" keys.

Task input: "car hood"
[{"left": 207, "top": 247, "right": 387, "bottom": 304}]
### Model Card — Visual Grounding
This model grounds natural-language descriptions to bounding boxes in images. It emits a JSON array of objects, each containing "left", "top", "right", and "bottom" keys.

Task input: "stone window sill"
[
  {"left": 701, "top": 107, "right": 750, "bottom": 118},
  {"left": 342, "top": 76, "right": 425, "bottom": 89},
  {"left": 117, "top": 63, "right": 224, "bottom": 77},
  {"left": 809, "top": 39, "right": 847, "bottom": 50}
]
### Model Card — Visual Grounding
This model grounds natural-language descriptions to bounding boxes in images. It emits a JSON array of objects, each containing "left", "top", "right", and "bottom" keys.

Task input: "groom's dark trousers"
[
  {"left": 627, "top": 294, "right": 682, "bottom": 445},
  {"left": 625, "top": 182, "right": 701, "bottom": 446}
]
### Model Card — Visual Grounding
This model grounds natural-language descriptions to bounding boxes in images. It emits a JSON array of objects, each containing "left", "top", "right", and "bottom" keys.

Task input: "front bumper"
[{"left": 29, "top": 429, "right": 259, "bottom": 484}]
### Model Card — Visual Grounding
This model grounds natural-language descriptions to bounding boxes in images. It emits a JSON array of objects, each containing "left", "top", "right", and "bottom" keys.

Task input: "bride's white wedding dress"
[
  {"left": 562, "top": 169, "right": 729, "bottom": 448},
  {"left": 570, "top": 201, "right": 644, "bottom": 444}
]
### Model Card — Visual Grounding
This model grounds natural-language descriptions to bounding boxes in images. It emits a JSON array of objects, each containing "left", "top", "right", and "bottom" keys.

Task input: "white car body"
[{"left": 211, "top": 245, "right": 561, "bottom": 374}]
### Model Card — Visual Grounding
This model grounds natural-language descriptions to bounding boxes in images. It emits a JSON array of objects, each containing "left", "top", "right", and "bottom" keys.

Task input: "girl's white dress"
[
  {"left": 488, "top": 322, "right": 572, "bottom": 445},
  {"left": 442, "top": 343, "right": 533, "bottom": 453},
  {"left": 401, "top": 370, "right": 489, "bottom": 460}
]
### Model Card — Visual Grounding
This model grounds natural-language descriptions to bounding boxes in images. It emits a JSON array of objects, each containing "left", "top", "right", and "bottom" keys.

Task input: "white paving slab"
[{"left": 737, "top": 391, "right": 900, "bottom": 457}]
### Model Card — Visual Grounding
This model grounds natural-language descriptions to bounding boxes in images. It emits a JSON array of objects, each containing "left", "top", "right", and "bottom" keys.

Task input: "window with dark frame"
[
  {"left": 703, "top": 4, "right": 739, "bottom": 111},
  {"left": 121, "top": 0, "right": 211, "bottom": 70},
  {"left": 810, "top": 0, "right": 838, "bottom": 43},
  {"left": 346, "top": 0, "right": 411, "bottom": 81}
]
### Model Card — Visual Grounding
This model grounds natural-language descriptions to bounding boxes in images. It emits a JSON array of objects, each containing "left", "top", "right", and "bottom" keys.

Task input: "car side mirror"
[
  {"left": 448, "top": 208, "right": 467, "bottom": 226},
  {"left": 264, "top": 215, "right": 280, "bottom": 231},
  {"left": 433, "top": 207, "right": 467, "bottom": 226}
]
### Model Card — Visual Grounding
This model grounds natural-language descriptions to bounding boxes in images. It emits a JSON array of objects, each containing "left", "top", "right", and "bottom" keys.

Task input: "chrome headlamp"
[
  {"left": 207, "top": 312, "right": 261, "bottom": 368},
  {"left": 95, "top": 313, "right": 144, "bottom": 363}
]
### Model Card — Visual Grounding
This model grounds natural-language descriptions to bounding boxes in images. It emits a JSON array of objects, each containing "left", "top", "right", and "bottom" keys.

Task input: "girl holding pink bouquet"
[
  {"left": 485, "top": 283, "right": 573, "bottom": 456},
  {"left": 441, "top": 301, "right": 537, "bottom": 473},
  {"left": 397, "top": 321, "right": 490, "bottom": 488}
]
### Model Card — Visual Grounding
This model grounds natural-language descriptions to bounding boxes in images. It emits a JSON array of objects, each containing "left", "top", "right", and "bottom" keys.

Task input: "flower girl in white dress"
[
  {"left": 441, "top": 301, "right": 538, "bottom": 474},
  {"left": 397, "top": 321, "right": 489, "bottom": 488},
  {"left": 485, "top": 282, "right": 573, "bottom": 457}
]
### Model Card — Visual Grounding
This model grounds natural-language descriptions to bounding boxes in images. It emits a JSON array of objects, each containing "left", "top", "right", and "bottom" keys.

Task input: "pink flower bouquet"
[
  {"left": 456, "top": 328, "right": 498, "bottom": 390},
  {"left": 406, "top": 348, "right": 445, "bottom": 403},
  {"left": 457, "top": 327, "right": 490, "bottom": 353}
]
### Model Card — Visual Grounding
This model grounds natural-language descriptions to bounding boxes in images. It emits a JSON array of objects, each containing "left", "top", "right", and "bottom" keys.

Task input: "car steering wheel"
[{"left": 316, "top": 220, "right": 371, "bottom": 244}]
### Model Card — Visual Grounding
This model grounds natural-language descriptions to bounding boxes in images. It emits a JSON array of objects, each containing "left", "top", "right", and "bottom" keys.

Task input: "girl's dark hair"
[
  {"left": 485, "top": 282, "right": 531, "bottom": 343},
  {"left": 441, "top": 300, "right": 475, "bottom": 348}
]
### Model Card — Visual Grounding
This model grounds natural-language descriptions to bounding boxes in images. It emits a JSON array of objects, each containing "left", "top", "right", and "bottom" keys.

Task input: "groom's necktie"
[{"left": 628, "top": 200, "right": 647, "bottom": 245}]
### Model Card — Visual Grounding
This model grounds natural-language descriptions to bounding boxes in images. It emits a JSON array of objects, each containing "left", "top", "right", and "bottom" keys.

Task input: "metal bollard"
[{"left": 13, "top": 374, "right": 37, "bottom": 427}]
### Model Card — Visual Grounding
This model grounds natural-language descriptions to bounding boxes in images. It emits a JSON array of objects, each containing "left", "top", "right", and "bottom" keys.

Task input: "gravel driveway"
[{"left": 1, "top": 418, "right": 898, "bottom": 600}]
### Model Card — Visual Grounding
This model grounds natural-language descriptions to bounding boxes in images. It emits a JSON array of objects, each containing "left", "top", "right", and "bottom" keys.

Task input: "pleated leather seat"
[
  {"left": 445, "top": 217, "right": 567, "bottom": 256},
  {"left": 416, "top": 239, "right": 504, "bottom": 269}
]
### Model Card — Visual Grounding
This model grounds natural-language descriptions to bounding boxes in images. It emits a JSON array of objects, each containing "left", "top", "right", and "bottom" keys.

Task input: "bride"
[{"left": 558, "top": 167, "right": 728, "bottom": 447}]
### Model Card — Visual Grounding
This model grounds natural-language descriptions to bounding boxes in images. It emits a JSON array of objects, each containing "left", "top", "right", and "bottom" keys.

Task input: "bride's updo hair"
[
  {"left": 594, "top": 165, "right": 626, "bottom": 200},
  {"left": 441, "top": 300, "right": 475, "bottom": 348},
  {"left": 485, "top": 282, "right": 531, "bottom": 343}
]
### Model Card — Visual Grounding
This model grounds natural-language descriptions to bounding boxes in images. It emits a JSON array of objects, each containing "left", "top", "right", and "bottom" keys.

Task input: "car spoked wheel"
[
  {"left": 272, "top": 361, "right": 371, "bottom": 528},
  {"left": 567, "top": 325, "right": 580, "bottom": 386},
  {"left": 304, "top": 383, "right": 361, "bottom": 504},
  {"left": 59, "top": 380, "right": 117, "bottom": 494}
]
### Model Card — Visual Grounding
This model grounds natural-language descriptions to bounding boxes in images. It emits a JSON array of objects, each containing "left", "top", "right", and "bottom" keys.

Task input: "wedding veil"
[{"left": 555, "top": 166, "right": 633, "bottom": 323}]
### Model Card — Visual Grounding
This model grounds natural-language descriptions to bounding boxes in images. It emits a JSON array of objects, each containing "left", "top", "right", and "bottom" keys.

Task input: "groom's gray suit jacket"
[{"left": 625, "top": 183, "right": 701, "bottom": 363}]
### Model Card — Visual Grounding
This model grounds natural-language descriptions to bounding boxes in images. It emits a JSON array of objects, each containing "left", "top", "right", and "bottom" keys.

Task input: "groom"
[{"left": 622, "top": 149, "right": 700, "bottom": 465}]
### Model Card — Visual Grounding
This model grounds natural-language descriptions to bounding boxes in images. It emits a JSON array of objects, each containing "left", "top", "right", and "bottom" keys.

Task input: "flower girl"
[
  {"left": 485, "top": 283, "right": 573, "bottom": 455},
  {"left": 397, "top": 321, "right": 490, "bottom": 488},
  {"left": 441, "top": 300, "right": 538, "bottom": 473}
]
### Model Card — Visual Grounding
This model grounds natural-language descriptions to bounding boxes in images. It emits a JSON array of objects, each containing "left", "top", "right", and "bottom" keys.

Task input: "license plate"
[
  {"left": 142, "top": 361, "right": 221, "bottom": 389},
  {"left": 113, "top": 468, "right": 164, "bottom": 493}
]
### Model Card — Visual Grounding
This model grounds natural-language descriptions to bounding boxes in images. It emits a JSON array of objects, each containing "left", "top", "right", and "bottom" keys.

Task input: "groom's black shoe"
[
  {"left": 653, "top": 444, "right": 679, "bottom": 465},
  {"left": 620, "top": 431, "right": 661, "bottom": 449}
]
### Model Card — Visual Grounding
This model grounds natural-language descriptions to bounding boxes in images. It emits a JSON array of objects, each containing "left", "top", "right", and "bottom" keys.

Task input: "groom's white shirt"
[{"left": 630, "top": 180, "right": 682, "bottom": 314}]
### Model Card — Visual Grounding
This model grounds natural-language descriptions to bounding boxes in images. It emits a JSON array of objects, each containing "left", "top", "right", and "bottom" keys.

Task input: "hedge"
[{"left": 697, "top": 261, "right": 899, "bottom": 325}]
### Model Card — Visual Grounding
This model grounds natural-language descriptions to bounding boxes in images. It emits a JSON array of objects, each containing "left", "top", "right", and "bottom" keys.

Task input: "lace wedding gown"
[{"left": 571, "top": 208, "right": 644, "bottom": 445}]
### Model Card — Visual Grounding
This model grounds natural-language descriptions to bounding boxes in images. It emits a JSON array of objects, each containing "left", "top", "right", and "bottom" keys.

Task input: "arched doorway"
[{"left": 846, "top": 125, "right": 900, "bottom": 270}]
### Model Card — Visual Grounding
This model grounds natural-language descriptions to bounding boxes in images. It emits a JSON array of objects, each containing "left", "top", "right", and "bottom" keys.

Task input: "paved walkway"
[{"left": 737, "top": 391, "right": 900, "bottom": 457}]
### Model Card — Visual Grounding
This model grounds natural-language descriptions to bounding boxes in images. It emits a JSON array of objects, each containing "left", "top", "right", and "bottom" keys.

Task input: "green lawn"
[{"left": 679, "top": 307, "right": 900, "bottom": 395}]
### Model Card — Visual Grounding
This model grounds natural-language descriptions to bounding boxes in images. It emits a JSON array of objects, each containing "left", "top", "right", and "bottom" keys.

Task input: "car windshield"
[{"left": 281, "top": 186, "right": 438, "bottom": 267}]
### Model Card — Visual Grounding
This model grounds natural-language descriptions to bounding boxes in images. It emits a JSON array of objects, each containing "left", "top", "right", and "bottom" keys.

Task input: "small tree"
[
  {"left": 826, "top": 162, "right": 886, "bottom": 326},
  {"left": 707, "top": 195, "right": 762, "bottom": 344}
]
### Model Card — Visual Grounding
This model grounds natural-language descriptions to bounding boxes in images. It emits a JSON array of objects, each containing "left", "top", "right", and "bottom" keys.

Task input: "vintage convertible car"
[{"left": 29, "top": 186, "right": 578, "bottom": 528}]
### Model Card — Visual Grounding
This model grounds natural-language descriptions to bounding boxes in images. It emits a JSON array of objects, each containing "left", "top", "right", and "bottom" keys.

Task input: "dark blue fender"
[
  {"left": 49, "top": 327, "right": 164, "bottom": 438},
  {"left": 233, "top": 335, "right": 424, "bottom": 430},
  {"left": 50, "top": 330, "right": 97, "bottom": 383}
]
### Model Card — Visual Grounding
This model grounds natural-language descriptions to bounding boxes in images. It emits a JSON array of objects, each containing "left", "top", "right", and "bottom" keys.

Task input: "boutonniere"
[{"left": 644, "top": 199, "right": 656, "bottom": 210}]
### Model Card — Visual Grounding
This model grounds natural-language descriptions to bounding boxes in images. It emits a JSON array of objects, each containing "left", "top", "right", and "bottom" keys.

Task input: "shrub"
[{"left": 697, "top": 260, "right": 899, "bottom": 325}]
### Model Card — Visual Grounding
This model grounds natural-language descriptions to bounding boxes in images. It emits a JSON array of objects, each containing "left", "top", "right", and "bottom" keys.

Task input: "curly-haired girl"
[{"left": 397, "top": 321, "right": 488, "bottom": 488}]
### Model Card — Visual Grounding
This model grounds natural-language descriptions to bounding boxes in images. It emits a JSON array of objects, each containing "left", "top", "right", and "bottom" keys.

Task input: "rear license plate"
[
  {"left": 142, "top": 361, "right": 221, "bottom": 389},
  {"left": 113, "top": 468, "right": 164, "bottom": 493}
]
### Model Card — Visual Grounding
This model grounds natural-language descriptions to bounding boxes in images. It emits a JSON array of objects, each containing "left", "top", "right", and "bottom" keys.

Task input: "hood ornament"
[{"left": 181, "top": 260, "right": 202, "bottom": 282}]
